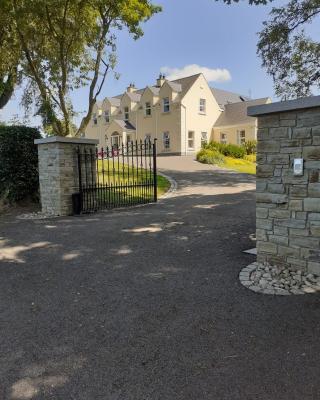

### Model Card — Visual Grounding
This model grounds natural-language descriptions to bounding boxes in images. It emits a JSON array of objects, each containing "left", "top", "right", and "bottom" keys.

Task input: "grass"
[
  {"left": 222, "top": 156, "right": 256, "bottom": 175},
  {"left": 95, "top": 160, "right": 170, "bottom": 197},
  {"left": 196, "top": 148, "right": 256, "bottom": 175}
]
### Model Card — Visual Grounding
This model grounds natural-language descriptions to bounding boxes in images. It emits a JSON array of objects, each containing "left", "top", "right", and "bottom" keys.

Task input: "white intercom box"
[{"left": 293, "top": 158, "right": 304, "bottom": 176}]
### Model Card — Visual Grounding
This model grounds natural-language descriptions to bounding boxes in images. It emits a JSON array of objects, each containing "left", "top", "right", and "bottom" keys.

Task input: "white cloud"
[{"left": 160, "top": 64, "right": 231, "bottom": 82}]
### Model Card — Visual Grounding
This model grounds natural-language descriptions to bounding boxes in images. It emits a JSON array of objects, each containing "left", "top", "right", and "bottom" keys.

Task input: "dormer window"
[
  {"left": 199, "top": 98, "right": 206, "bottom": 114},
  {"left": 105, "top": 110, "right": 110, "bottom": 123},
  {"left": 145, "top": 102, "right": 151, "bottom": 116},
  {"left": 93, "top": 113, "right": 97, "bottom": 125},
  {"left": 163, "top": 97, "right": 170, "bottom": 113},
  {"left": 124, "top": 106, "right": 129, "bottom": 121}
]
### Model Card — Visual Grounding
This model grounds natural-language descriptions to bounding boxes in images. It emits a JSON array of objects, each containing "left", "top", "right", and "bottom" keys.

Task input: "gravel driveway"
[{"left": 1, "top": 156, "right": 320, "bottom": 400}]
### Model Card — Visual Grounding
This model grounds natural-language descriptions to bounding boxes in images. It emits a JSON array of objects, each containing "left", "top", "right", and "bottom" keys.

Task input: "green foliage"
[
  {"left": 257, "top": 0, "right": 320, "bottom": 98},
  {"left": 196, "top": 148, "right": 225, "bottom": 165},
  {"left": 0, "top": 125, "right": 41, "bottom": 202},
  {"left": 0, "top": 0, "right": 21, "bottom": 109},
  {"left": 216, "top": 0, "right": 272, "bottom": 4},
  {"left": 1, "top": 0, "right": 160, "bottom": 135},
  {"left": 204, "top": 141, "right": 246, "bottom": 158},
  {"left": 242, "top": 140, "right": 257, "bottom": 155},
  {"left": 216, "top": 0, "right": 320, "bottom": 98}
]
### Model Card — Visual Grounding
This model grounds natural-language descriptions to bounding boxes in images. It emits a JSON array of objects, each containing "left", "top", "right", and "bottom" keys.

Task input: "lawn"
[
  {"left": 95, "top": 160, "right": 170, "bottom": 197},
  {"left": 80, "top": 160, "right": 171, "bottom": 212}
]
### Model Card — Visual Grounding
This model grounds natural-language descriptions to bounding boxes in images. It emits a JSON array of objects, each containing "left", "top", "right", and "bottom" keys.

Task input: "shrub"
[
  {"left": 0, "top": 126, "right": 41, "bottom": 202},
  {"left": 244, "top": 154, "right": 257, "bottom": 163},
  {"left": 204, "top": 141, "right": 246, "bottom": 159},
  {"left": 242, "top": 140, "right": 257, "bottom": 155},
  {"left": 196, "top": 148, "right": 225, "bottom": 165}
]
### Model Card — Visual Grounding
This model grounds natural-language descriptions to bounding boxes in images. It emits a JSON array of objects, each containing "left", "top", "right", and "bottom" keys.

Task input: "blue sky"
[{"left": 1, "top": 0, "right": 281, "bottom": 127}]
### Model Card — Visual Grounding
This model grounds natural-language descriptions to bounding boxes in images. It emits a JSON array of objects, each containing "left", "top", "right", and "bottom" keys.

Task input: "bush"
[
  {"left": 196, "top": 148, "right": 225, "bottom": 165},
  {"left": 0, "top": 126, "right": 41, "bottom": 202},
  {"left": 244, "top": 154, "right": 257, "bottom": 163},
  {"left": 204, "top": 141, "right": 246, "bottom": 159},
  {"left": 242, "top": 140, "right": 257, "bottom": 155}
]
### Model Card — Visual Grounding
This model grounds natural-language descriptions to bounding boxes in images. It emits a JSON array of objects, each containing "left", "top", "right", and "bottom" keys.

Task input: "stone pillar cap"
[
  {"left": 248, "top": 95, "right": 320, "bottom": 117},
  {"left": 34, "top": 136, "right": 99, "bottom": 145}
]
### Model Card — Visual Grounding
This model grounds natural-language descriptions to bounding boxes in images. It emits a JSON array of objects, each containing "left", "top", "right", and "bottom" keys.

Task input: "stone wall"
[
  {"left": 35, "top": 137, "right": 98, "bottom": 216},
  {"left": 248, "top": 99, "right": 320, "bottom": 276}
]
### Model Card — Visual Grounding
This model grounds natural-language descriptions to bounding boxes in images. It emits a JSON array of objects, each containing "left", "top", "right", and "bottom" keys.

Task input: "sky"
[{"left": 0, "top": 0, "right": 283, "bottom": 127}]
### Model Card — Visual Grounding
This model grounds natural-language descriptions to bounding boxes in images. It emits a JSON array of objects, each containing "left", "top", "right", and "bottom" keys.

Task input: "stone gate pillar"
[
  {"left": 248, "top": 97, "right": 320, "bottom": 275},
  {"left": 34, "top": 136, "right": 98, "bottom": 216}
]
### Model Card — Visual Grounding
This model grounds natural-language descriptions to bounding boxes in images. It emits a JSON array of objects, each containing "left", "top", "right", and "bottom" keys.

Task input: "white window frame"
[
  {"left": 145, "top": 102, "right": 151, "bottom": 116},
  {"left": 111, "top": 134, "right": 120, "bottom": 148},
  {"left": 220, "top": 132, "right": 227, "bottom": 144},
  {"left": 238, "top": 130, "right": 246, "bottom": 145},
  {"left": 201, "top": 132, "right": 208, "bottom": 147},
  {"left": 163, "top": 132, "right": 170, "bottom": 150},
  {"left": 188, "top": 131, "right": 195, "bottom": 150},
  {"left": 145, "top": 133, "right": 151, "bottom": 143},
  {"left": 199, "top": 98, "right": 206, "bottom": 114},
  {"left": 124, "top": 106, "right": 129, "bottom": 121},
  {"left": 105, "top": 110, "right": 110, "bottom": 123},
  {"left": 163, "top": 97, "right": 170, "bottom": 113},
  {"left": 126, "top": 134, "right": 132, "bottom": 145}
]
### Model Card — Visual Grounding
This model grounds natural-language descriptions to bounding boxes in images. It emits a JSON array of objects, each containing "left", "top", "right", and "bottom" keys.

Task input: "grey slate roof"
[
  {"left": 214, "top": 97, "right": 270, "bottom": 127},
  {"left": 166, "top": 81, "right": 182, "bottom": 92},
  {"left": 211, "top": 88, "right": 250, "bottom": 110},
  {"left": 107, "top": 97, "right": 120, "bottom": 106},
  {"left": 113, "top": 119, "right": 136, "bottom": 131}
]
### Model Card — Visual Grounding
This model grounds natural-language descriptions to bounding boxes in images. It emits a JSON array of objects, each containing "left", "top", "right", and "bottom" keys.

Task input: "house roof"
[
  {"left": 171, "top": 73, "right": 202, "bottom": 99},
  {"left": 106, "top": 97, "right": 120, "bottom": 107},
  {"left": 126, "top": 91, "right": 141, "bottom": 102},
  {"left": 104, "top": 73, "right": 202, "bottom": 107},
  {"left": 100, "top": 74, "right": 263, "bottom": 115},
  {"left": 214, "top": 97, "right": 270, "bottom": 128},
  {"left": 113, "top": 119, "right": 136, "bottom": 131},
  {"left": 210, "top": 88, "right": 250, "bottom": 110},
  {"left": 166, "top": 81, "right": 182, "bottom": 92}
]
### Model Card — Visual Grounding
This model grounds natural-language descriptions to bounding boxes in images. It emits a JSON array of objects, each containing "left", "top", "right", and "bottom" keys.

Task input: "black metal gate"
[{"left": 72, "top": 140, "right": 157, "bottom": 214}]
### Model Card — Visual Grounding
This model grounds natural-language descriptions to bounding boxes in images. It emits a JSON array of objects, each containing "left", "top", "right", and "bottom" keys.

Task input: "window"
[
  {"left": 188, "top": 131, "right": 194, "bottom": 150},
  {"left": 220, "top": 133, "right": 227, "bottom": 144},
  {"left": 145, "top": 133, "right": 151, "bottom": 143},
  {"left": 163, "top": 132, "right": 170, "bottom": 149},
  {"left": 124, "top": 107, "right": 129, "bottom": 121},
  {"left": 111, "top": 134, "right": 120, "bottom": 148},
  {"left": 93, "top": 113, "right": 97, "bottom": 125},
  {"left": 199, "top": 98, "right": 206, "bottom": 114},
  {"left": 105, "top": 110, "right": 110, "bottom": 123},
  {"left": 163, "top": 97, "right": 170, "bottom": 113},
  {"left": 126, "top": 135, "right": 132, "bottom": 145},
  {"left": 201, "top": 132, "right": 208, "bottom": 147},
  {"left": 238, "top": 130, "right": 246, "bottom": 145},
  {"left": 145, "top": 102, "right": 151, "bottom": 116}
]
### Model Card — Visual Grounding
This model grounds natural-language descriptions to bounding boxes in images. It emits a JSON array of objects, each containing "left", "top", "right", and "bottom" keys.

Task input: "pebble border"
[
  {"left": 239, "top": 262, "right": 303, "bottom": 296},
  {"left": 16, "top": 173, "right": 177, "bottom": 220}
]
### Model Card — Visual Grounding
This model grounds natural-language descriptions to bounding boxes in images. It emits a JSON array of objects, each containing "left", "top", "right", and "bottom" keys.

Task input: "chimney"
[
  {"left": 127, "top": 83, "right": 137, "bottom": 93},
  {"left": 156, "top": 73, "right": 166, "bottom": 87}
]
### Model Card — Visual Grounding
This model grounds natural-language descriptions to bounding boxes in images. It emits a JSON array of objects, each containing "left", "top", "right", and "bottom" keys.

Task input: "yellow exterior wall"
[
  {"left": 181, "top": 74, "right": 221, "bottom": 154},
  {"left": 212, "top": 123, "right": 257, "bottom": 145},
  {"left": 84, "top": 74, "right": 262, "bottom": 153}
]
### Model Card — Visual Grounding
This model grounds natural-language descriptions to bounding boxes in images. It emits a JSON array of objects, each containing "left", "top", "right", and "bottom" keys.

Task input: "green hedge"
[
  {"left": 204, "top": 141, "right": 246, "bottom": 159},
  {"left": 0, "top": 126, "right": 41, "bottom": 202},
  {"left": 196, "top": 148, "right": 225, "bottom": 165}
]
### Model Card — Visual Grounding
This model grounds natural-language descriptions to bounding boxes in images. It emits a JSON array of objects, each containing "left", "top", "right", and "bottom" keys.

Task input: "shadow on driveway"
[{"left": 0, "top": 161, "right": 320, "bottom": 400}]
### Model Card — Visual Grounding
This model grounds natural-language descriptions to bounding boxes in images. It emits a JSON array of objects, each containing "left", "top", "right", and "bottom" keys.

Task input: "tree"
[
  {"left": 0, "top": 0, "right": 21, "bottom": 109},
  {"left": 217, "top": 0, "right": 320, "bottom": 99},
  {"left": 3, "top": 0, "right": 160, "bottom": 136}
]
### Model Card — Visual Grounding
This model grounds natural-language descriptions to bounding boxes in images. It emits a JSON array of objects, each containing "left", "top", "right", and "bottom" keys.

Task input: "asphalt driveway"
[{"left": 1, "top": 156, "right": 320, "bottom": 399}]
